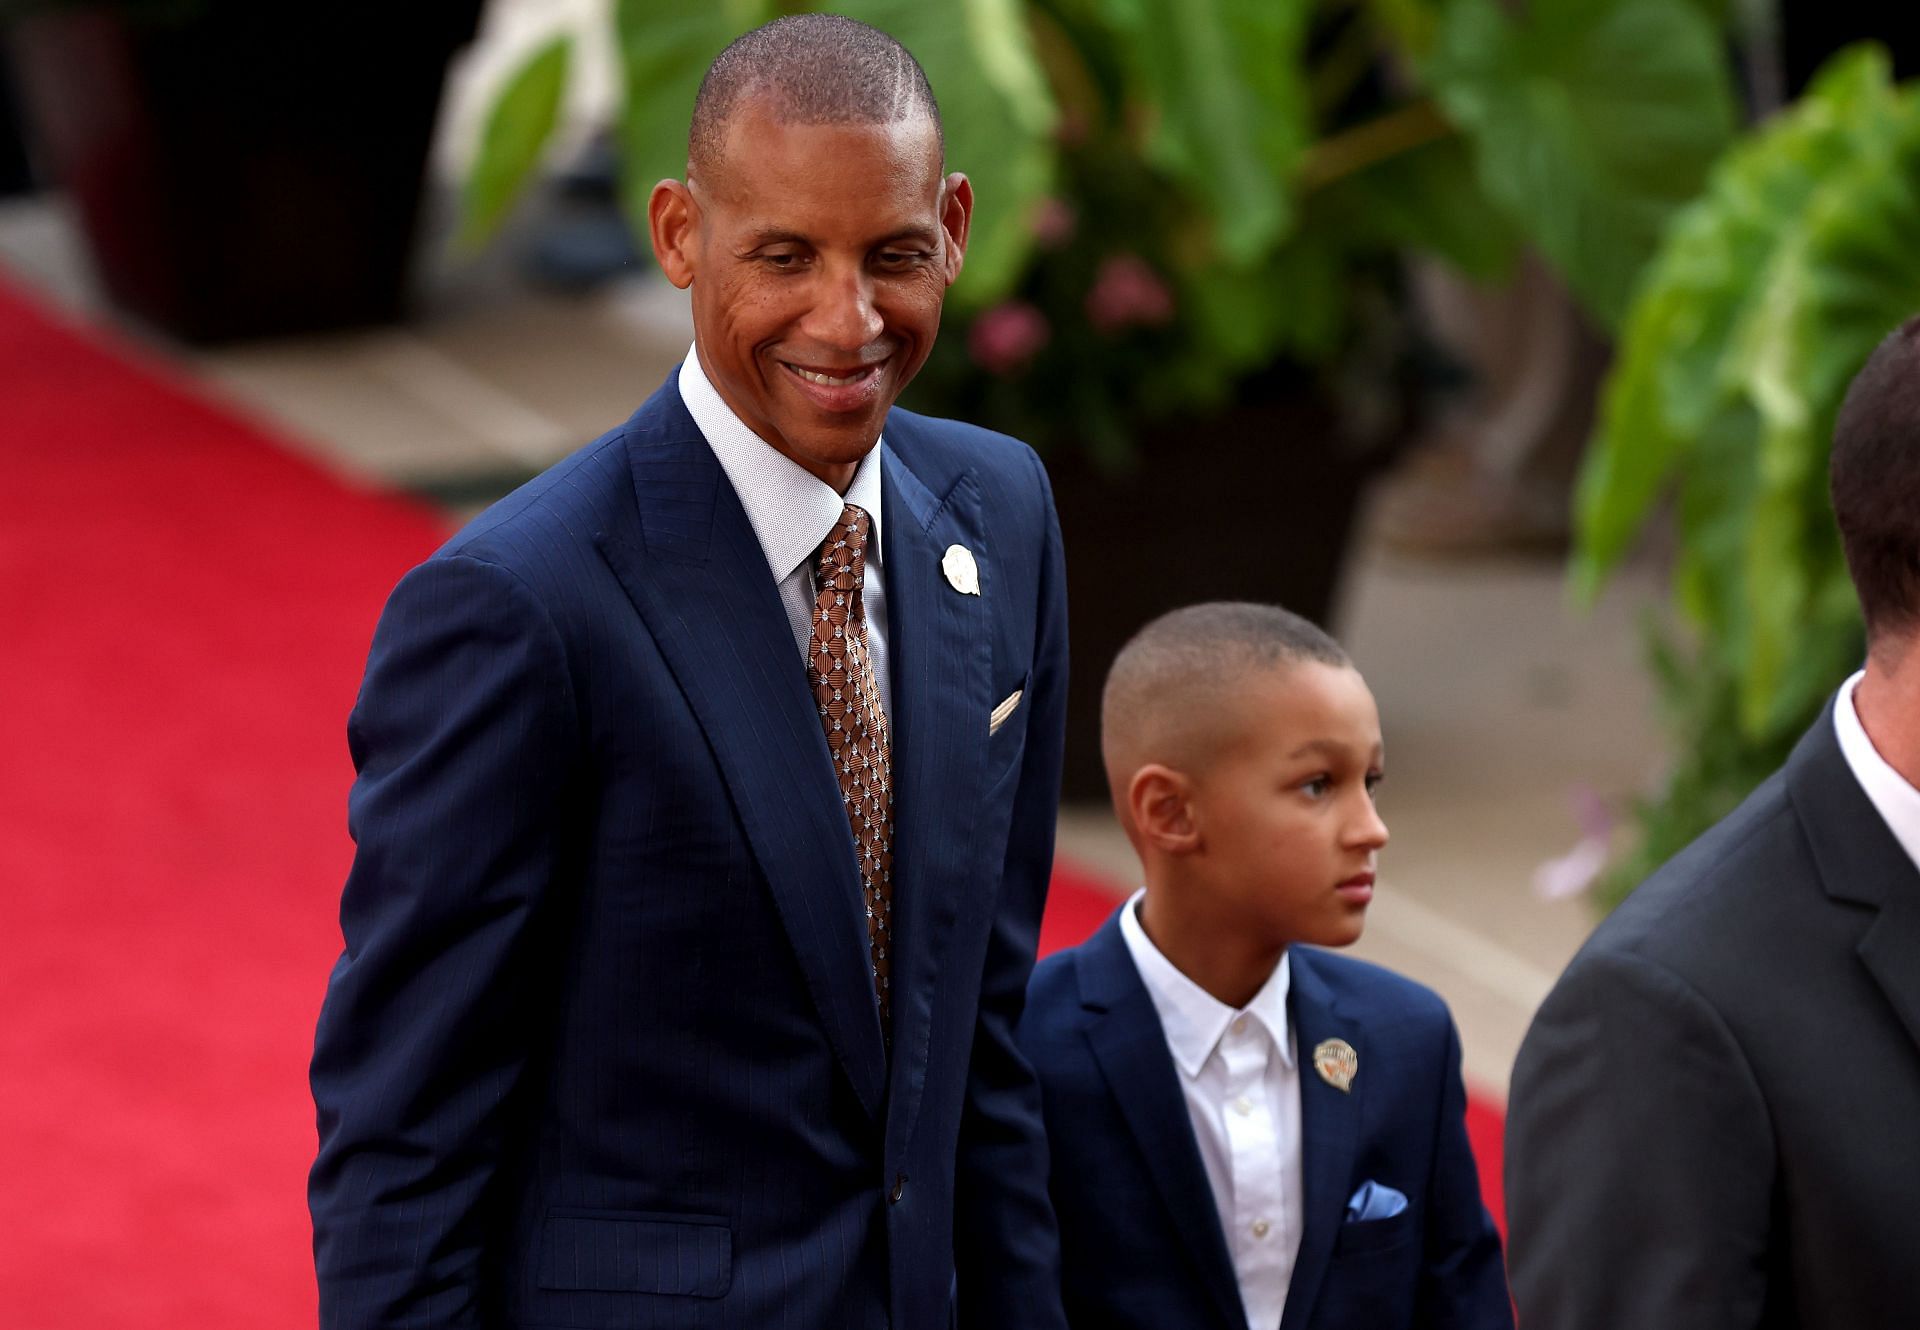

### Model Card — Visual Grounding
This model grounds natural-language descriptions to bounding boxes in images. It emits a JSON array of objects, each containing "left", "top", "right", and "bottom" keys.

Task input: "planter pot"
[
  {"left": 5, "top": 0, "right": 483, "bottom": 342},
  {"left": 1048, "top": 388, "right": 1398, "bottom": 801},
  {"left": 0, "top": 56, "right": 32, "bottom": 195}
]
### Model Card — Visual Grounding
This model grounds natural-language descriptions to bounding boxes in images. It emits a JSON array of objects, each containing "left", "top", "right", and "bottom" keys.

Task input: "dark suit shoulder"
[
  {"left": 434, "top": 432, "right": 631, "bottom": 576},
  {"left": 1576, "top": 766, "right": 1804, "bottom": 980},
  {"left": 885, "top": 408, "right": 1051, "bottom": 518},
  {"left": 1020, "top": 948, "right": 1087, "bottom": 1046},
  {"left": 886, "top": 406, "right": 1039, "bottom": 473}
]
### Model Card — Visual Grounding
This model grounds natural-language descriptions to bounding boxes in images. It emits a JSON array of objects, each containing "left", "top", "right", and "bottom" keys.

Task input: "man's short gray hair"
[{"left": 689, "top": 14, "right": 943, "bottom": 176}]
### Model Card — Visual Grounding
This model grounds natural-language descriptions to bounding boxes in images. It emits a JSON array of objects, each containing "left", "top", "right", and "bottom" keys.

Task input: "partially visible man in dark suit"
[
  {"left": 308, "top": 16, "right": 1068, "bottom": 1328},
  {"left": 1505, "top": 316, "right": 1920, "bottom": 1328}
]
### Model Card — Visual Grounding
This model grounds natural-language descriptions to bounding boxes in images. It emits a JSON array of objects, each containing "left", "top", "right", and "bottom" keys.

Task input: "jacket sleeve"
[
  {"left": 1417, "top": 1015, "right": 1516, "bottom": 1329},
  {"left": 1504, "top": 950, "right": 1774, "bottom": 1330},
  {"left": 308, "top": 553, "right": 578, "bottom": 1329},
  {"left": 952, "top": 449, "right": 1070, "bottom": 1330}
]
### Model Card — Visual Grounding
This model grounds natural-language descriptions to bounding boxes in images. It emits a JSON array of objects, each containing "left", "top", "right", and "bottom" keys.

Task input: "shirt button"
[
  {"left": 1232, "top": 1097, "right": 1252, "bottom": 1117},
  {"left": 1252, "top": 1219, "right": 1271, "bottom": 1239},
  {"left": 889, "top": 1172, "right": 908, "bottom": 1204},
  {"left": 1231, "top": 1017, "right": 1248, "bottom": 1037}
]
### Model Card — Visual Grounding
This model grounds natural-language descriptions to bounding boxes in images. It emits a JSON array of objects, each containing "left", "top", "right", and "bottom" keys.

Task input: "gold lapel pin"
[
  {"left": 1313, "top": 1038, "right": 1358, "bottom": 1093},
  {"left": 942, "top": 544, "right": 980, "bottom": 595}
]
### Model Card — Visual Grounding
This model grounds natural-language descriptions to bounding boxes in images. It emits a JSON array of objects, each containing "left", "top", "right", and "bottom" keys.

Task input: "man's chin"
[{"left": 791, "top": 427, "right": 885, "bottom": 474}]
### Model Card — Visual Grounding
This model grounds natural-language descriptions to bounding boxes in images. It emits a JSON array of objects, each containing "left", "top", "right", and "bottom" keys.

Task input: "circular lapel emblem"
[
  {"left": 942, "top": 544, "right": 980, "bottom": 595},
  {"left": 1312, "top": 1037, "right": 1358, "bottom": 1093}
]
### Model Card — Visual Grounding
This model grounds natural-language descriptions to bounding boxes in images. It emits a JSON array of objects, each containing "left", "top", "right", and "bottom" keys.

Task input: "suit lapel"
[
  {"left": 595, "top": 383, "right": 886, "bottom": 1120},
  {"left": 1859, "top": 889, "right": 1920, "bottom": 1058},
  {"left": 1078, "top": 915, "right": 1244, "bottom": 1330},
  {"left": 878, "top": 426, "right": 993, "bottom": 1145},
  {"left": 1786, "top": 709, "right": 1920, "bottom": 1060},
  {"left": 1279, "top": 950, "right": 1364, "bottom": 1330}
]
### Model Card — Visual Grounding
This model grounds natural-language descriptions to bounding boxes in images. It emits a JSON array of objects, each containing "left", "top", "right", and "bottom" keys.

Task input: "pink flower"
[
  {"left": 969, "top": 302, "right": 1050, "bottom": 376},
  {"left": 1029, "top": 198, "right": 1077, "bottom": 249},
  {"left": 1532, "top": 786, "right": 1618, "bottom": 901},
  {"left": 1085, "top": 254, "right": 1175, "bottom": 334}
]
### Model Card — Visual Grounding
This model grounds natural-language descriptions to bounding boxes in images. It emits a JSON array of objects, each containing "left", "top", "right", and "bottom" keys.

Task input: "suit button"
[{"left": 889, "top": 1173, "right": 908, "bottom": 1204}]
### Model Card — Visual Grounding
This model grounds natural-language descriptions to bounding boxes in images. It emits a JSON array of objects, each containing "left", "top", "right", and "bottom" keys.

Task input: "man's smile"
[
  {"left": 783, "top": 361, "right": 882, "bottom": 386},
  {"left": 779, "top": 357, "right": 891, "bottom": 413}
]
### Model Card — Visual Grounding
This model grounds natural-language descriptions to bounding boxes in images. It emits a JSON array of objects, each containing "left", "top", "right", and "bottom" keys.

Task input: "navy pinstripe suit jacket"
[{"left": 309, "top": 374, "right": 1070, "bottom": 1330}]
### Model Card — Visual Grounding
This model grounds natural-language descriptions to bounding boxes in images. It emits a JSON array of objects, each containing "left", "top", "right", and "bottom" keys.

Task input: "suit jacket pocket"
[
  {"left": 983, "top": 671, "right": 1033, "bottom": 796},
  {"left": 1331, "top": 1210, "right": 1417, "bottom": 1257},
  {"left": 538, "top": 1208, "right": 732, "bottom": 1298}
]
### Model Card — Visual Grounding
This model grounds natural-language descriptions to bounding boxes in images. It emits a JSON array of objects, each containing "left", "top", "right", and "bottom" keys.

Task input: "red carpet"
[{"left": 0, "top": 276, "right": 1499, "bottom": 1327}]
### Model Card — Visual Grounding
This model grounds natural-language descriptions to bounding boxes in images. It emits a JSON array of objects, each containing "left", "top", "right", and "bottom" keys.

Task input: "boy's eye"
[
  {"left": 1366, "top": 771, "right": 1384, "bottom": 799},
  {"left": 1301, "top": 775, "right": 1332, "bottom": 798}
]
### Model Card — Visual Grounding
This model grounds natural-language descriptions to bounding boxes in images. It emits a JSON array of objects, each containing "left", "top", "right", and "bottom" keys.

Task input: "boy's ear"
[{"left": 1128, "top": 764, "right": 1198, "bottom": 855}]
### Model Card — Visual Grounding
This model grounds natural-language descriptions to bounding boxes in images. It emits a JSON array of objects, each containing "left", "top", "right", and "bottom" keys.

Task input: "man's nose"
[{"left": 804, "top": 263, "right": 884, "bottom": 350}]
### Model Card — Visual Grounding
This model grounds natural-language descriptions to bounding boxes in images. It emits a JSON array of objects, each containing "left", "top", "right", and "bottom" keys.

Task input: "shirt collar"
[
  {"left": 1833, "top": 670, "right": 1920, "bottom": 874},
  {"left": 1117, "top": 888, "right": 1294, "bottom": 1078},
  {"left": 678, "top": 345, "right": 884, "bottom": 585}
]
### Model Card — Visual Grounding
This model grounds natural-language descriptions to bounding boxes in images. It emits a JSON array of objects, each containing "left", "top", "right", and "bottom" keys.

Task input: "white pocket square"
[
  {"left": 1344, "top": 1179, "right": 1408, "bottom": 1223},
  {"left": 988, "top": 689, "right": 1024, "bottom": 736}
]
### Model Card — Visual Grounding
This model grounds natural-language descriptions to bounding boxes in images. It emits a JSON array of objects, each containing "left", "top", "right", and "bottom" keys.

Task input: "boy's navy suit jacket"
[
  {"left": 1020, "top": 910, "right": 1512, "bottom": 1330},
  {"left": 309, "top": 374, "right": 1070, "bottom": 1330}
]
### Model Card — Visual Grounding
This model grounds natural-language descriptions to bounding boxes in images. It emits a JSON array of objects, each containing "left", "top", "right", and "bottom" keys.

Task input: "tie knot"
[{"left": 816, "top": 503, "right": 872, "bottom": 591}]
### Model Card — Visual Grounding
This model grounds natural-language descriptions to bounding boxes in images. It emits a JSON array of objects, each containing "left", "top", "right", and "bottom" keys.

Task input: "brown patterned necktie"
[{"left": 807, "top": 503, "right": 895, "bottom": 1041}]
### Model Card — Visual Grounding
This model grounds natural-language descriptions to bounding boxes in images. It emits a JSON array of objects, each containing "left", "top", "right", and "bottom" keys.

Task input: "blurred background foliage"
[
  {"left": 460, "top": 0, "right": 1737, "bottom": 459},
  {"left": 1573, "top": 45, "right": 1920, "bottom": 907},
  {"left": 462, "top": 2, "right": 1920, "bottom": 912}
]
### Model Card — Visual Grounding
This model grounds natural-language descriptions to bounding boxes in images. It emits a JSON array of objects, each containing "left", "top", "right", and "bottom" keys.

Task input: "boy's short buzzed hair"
[{"left": 1101, "top": 602, "right": 1352, "bottom": 792}]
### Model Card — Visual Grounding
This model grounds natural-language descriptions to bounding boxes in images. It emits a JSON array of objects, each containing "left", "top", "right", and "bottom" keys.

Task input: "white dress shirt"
[
  {"left": 1833, "top": 670, "right": 1920, "bottom": 874},
  {"left": 1119, "top": 888, "right": 1304, "bottom": 1330},
  {"left": 678, "top": 347, "right": 890, "bottom": 717}
]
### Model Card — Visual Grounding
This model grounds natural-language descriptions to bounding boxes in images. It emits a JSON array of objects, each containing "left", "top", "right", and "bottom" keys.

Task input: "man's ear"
[
  {"left": 1127, "top": 764, "right": 1198, "bottom": 855},
  {"left": 940, "top": 171, "right": 972, "bottom": 286},
  {"left": 649, "top": 178, "right": 699, "bottom": 289}
]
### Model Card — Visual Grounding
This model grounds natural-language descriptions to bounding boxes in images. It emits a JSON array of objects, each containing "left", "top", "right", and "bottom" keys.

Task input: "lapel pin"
[
  {"left": 1313, "top": 1038, "right": 1358, "bottom": 1094},
  {"left": 942, "top": 544, "right": 981, "bottom": 596}
]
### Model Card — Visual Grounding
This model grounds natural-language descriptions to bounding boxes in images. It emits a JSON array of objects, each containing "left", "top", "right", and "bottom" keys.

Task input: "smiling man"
[{"left": 309, "top": 16, "right": 1070, "bottom": 1330}]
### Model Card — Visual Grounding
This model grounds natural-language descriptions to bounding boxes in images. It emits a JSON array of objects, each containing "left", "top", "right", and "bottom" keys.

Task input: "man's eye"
[
  {"left": 876, "top": 250, "right": 928, "bottom": 268},
  {"left": 761, "top": 252, "right": 804, "bottom": 268}
]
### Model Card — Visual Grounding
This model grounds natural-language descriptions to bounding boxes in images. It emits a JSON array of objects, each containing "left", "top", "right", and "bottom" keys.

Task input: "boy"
[{"left": 1020, "top": 603, "right": 1512, "bottom": 1329}]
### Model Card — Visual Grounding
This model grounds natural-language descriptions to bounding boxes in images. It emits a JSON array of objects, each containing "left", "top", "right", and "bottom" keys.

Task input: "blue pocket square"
[{"left": 1344, "top": 1179, "right": 1409, "bottom": 1223}]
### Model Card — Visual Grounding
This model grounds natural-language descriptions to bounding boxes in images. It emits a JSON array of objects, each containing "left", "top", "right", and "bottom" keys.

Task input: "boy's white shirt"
[{"left": 1119, "top": 888, "right": 1303, "bottom": 1330}]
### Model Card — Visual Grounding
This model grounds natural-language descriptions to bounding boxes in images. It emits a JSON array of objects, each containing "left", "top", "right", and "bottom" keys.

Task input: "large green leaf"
[
  {"left": 834, "top": 0, "right": 1060, "bottom": 305},
  {"left": 1318, "top": 133, "right": 1523, "bottom": 283},
  {"left": 1430, "top": 0, "right": 1737, "bottom": 330},
  {"left": 1571, "top": 47, "right": 1897, "bottom": 596},
  {"left": 1571, "top": 44, "right": 1920, "bottom": 912},
  {"left": 455, "top": 35, "right": 573, "bottom": 252},
  {"left": 1722, "top": 65, "right": 1920, "bottom": 732},
  {"left": 612, "top": 0, "right": 775, "bottom": 230},
  {"left": 1094, "top": 0, "right": 1312, "bottom": 265},
  {"left": 1364, "top": 0, "right": 1442, "bottom": 63}
]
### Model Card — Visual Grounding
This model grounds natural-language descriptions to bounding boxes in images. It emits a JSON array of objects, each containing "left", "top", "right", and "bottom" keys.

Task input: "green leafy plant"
[
  {"left": 458, "top": 0, "right": 1737, "bottom": 457},
  {"left": 1573, "top": 45, "right": 1920, "bottom": 908}
]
